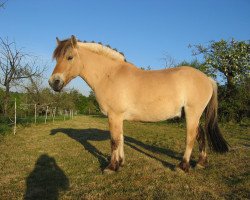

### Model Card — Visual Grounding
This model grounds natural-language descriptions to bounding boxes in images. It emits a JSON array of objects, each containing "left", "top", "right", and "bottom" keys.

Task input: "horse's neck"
[{"left": 78, "top": 49, "right": 120, "bottom": 91}]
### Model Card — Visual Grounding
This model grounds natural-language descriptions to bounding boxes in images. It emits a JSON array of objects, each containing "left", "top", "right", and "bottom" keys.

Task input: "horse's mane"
[{"left": 53, "top": 38, "right": 126, "bottom": 62}]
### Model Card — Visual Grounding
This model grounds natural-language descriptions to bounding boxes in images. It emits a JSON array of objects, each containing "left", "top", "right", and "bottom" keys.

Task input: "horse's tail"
[{"left": 205, "top": 78, "right": 229, "bottom": 153}]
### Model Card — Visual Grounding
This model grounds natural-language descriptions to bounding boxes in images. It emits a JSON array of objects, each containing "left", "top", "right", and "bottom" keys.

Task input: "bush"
[
  {"left": 0, "top": 117, "right": 12, "bottom": 135},
  {"left": 218, "top": 79, "right": 250, "bottom": 122}
]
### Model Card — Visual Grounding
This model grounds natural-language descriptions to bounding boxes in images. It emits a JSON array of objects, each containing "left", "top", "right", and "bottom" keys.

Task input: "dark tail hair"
[{"left": 205, "top": 79, "right": 229, "bottom": 153}]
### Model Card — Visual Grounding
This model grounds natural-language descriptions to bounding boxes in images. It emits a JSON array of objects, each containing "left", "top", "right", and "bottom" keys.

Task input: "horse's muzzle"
[{"left": 49, "top": 76, "right": 64, "bottom": 92}]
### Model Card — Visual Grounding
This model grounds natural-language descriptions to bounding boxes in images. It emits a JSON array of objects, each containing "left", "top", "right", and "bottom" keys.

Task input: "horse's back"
[{"left": 127, "top": 66, "right": 212, "bottom": 100}]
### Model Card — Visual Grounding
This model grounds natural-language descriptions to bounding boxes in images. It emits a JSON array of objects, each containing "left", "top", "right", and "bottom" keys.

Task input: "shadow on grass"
[
  {"left": 24, "top": 154, "right": 69, "bottom": 200},
  {"left": 51, "top": 128, "right": 110, "bottom": 170},
  {"left": 50, "top": 128, "right": 182, "bottom": 171}
]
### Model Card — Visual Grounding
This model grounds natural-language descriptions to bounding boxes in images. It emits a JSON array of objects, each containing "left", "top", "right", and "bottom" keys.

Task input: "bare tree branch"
[
  {"left": 0, "top": 37, "right": 46, "bottom": 116},
  {"left": 0, "top": 1, "right": 7, "bottom": 9},
  {"left": 161, "top": 53, "right": 176, "bottom": 69}
]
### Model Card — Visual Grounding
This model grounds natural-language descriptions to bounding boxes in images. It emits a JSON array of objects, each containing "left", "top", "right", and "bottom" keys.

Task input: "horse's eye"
[{"left": 67, "top": 56, "right": 73, "bottom": 61}]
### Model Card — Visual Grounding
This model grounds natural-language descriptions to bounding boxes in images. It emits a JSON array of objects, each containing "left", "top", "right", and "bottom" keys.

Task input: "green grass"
[{"left": 0, "top": 115, "right": 249, "bottom": 199}]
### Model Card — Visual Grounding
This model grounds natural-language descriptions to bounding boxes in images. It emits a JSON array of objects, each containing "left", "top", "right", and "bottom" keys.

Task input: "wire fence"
[{"left": 0, "top": 98, "right": 76, "bottom": 135}]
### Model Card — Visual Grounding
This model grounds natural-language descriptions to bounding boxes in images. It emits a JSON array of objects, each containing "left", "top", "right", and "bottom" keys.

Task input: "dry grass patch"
[{"left": 0, "top": 115, "right": 249, "bottom": 199}]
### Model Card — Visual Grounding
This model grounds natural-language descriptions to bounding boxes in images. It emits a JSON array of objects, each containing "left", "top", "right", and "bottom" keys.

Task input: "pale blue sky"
[{"left": 1, "top": 0, "right": 249, "bottom": 95}]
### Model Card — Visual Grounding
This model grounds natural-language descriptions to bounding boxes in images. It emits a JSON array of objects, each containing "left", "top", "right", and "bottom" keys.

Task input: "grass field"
[{"left": 0, "top": 115, "right": 249, "bottom": 199}]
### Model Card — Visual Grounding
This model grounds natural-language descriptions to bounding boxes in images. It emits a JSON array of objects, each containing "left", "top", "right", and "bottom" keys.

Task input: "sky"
[{"left": 1, "top": 0, "right": 249, "bottom": 95}]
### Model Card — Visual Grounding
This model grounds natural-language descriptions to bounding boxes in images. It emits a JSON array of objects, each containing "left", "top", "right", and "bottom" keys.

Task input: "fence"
[{"left": 1, "top": 98, "right": 76, "bottom": 135}]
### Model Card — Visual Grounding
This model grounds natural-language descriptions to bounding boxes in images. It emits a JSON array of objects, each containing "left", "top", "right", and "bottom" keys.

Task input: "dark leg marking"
[
  {"left": 111, "top": 139, "right": 120, "bottom": 151},
  {"left": 103, "top": 139, "right": 121, "bottom": 173},
  {"left": 197, "top": 125, "right": 206, "bottom": 152}
]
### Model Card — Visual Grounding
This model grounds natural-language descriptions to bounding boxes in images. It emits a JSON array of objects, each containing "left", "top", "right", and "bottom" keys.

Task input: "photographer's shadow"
[
  {"left": 50, "top": 128, "right": 182, "bottom": 170},
  {"left": 24, "top": 154, "right": 69, "bottom": 200}
]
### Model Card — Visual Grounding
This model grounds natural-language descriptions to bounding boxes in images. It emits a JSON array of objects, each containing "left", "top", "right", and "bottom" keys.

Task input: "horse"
[{"left": 49, "top": 35, "right": 229, "bottom": 173}]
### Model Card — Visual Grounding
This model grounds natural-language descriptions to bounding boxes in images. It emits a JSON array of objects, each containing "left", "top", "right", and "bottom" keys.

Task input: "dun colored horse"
[{"left": 49, "top": 35, "right": 229, "bottom": 173}]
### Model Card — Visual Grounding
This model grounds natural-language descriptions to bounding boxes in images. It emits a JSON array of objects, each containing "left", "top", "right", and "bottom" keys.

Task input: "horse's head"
[{"left": 49, "top": 35, "right": 82, "bottom": 92}]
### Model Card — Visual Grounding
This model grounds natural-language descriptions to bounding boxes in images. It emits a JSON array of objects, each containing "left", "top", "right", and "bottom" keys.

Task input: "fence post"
[
  {"left": 45, "top": 106, "right": 48, "bottom": 124},
  {"left": 34, "top": 104, "right": 37, "bottom": 124},
  {"left": 14, "top": 98, "right": 17, "bottom": 135}
]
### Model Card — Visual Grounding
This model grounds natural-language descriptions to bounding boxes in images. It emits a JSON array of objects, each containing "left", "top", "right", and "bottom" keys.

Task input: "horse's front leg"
[{"left": 104, "top": 114, "right": 124, "bottom": 173}]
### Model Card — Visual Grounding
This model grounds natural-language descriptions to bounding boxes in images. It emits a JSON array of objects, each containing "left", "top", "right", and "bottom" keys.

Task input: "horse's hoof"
[
  {"left": 103, "top": 162, "right": 120, "bottom": 174},
  {"left": 177, "top": 160, "right": 190, "bottom": 173}
]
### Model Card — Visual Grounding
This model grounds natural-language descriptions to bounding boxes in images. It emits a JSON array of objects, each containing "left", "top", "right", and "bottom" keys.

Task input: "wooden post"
[
  {"left": 45, "top": 106, "right": 48, "bottom": 124},
  {"left": 64, "top": 110, "right": 66, "bottom": 121},
  {"left": 14, "top": 98, "right": 17, "bottom": 135},
  {"left": 34, "top": 104, "right": 37, "bottom": 124}
]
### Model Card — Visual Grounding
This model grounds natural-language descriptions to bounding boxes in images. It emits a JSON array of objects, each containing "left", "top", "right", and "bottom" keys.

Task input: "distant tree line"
[{"left": 0, "top": 87, "right": 100, "bottom": 118}]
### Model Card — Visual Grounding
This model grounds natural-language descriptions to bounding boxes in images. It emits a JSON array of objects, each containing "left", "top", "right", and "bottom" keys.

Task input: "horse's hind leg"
[
  {"left": 104, "top": 114, "right": 124, "bottom": 173},
  {"left": 178, "top": 107, "right": 201, "bottom": 172},
  {"left": 196, "top": 125, "right": 207, "bottom": 168}
]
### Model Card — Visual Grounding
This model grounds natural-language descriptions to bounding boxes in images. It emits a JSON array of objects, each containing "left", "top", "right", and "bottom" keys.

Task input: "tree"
[
  {"left": 0, "top": 38, "right": 44, "bottom": 116},
  {"left": 87, "top": 90, "right": 100, "bottom": 114},
  {"left": 176, "top": 59, "right": 214, "bottom": 76},
  {"left": 0, "top": 1, "right": 6, "bottom": 9},
  {"left": 140, "top": 66, "right": 151, "bottom": 70},
  {"left": 190, "top": 39, "right": 250, "bottom": 92},
  {"left": 189, "top": 39, "right": 250, "bottom": 122},
  {"left": 162, "top": 53, "right": 176, "bottom": 69},
  {"left": 69, "top": 89, "right": 88, "bottom": 114}
]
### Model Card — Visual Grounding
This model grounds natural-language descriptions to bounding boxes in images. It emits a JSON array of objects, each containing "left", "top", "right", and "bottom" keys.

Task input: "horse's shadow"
[{"left": 50, "top": 128, "right": 182, "bottom": 171}]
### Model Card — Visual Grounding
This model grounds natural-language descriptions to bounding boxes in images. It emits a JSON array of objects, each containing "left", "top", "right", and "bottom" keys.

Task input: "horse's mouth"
[
  {"left": 49, "top": 78, "right": 64, "bottom": 92},
  {"left": 51, "top": 83, "right": 64, "bottom": 92},
  {"left": 53, "top": 86, "right": 63, "bottom": 92}
]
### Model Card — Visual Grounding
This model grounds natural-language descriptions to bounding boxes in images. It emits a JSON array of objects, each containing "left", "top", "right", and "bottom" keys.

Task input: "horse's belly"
[{"left": 124, "top": 103, "right": 182, "bottom": 122}]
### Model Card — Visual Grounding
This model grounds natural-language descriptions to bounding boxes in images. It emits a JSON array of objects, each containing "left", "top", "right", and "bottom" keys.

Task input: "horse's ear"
[
  {"left": 71, "top": 35, "right": 77, "bottom": 47},
  {"left": 56, "top": 37, "right": 60, "bottom": 45}
]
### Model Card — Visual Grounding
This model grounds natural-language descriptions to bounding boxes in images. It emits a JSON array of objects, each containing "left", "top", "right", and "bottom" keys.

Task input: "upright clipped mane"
[
  {"left": 53, "top": 38, "right": 126, "bottom": 62},
  {"left": 78, "top": 42, "right": 126, "bottom": 62}
]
